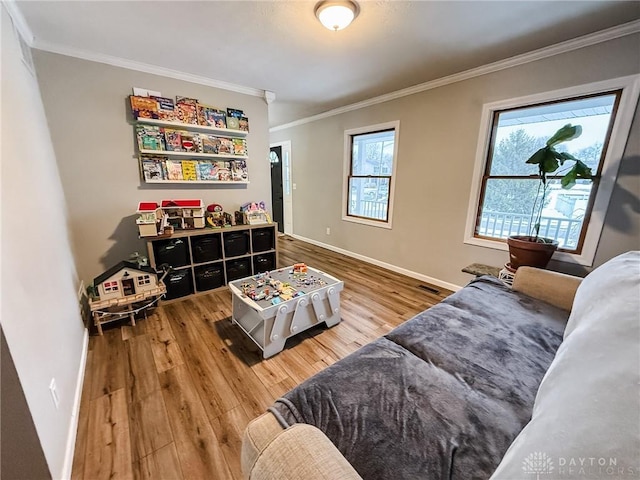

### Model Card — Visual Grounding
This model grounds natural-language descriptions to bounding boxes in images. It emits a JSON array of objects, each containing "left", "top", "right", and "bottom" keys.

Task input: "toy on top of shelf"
[
  {"left": 240, "top": 201, "right": 271, "bottom": 225},
  {"left": 136, "top": 202, "right": 166, "bottom": 237},
  {"left": 161, "top": 199, "right": 205, "bottom": 229}
]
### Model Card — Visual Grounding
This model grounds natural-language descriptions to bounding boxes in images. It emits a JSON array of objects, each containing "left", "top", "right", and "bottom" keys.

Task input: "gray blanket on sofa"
[{"left": 269, "top": 276, "right": 569, "bottom": 479}]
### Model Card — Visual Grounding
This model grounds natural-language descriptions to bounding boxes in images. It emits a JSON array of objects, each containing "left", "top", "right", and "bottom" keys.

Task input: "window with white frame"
[
  {"left": 465, "top": 76, "right": 639, "bottom": 265},
  {"left": 137, "top": 275, "right": 151, "bottom": 286},
  {"left": 343, "top": 121, "right": 399, "bottom": 228}
]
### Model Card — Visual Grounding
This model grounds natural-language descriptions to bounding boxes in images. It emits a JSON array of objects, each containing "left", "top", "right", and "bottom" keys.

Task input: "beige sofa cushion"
[{"left": 491, "top": 251, "right": 640, "bottom": 479}]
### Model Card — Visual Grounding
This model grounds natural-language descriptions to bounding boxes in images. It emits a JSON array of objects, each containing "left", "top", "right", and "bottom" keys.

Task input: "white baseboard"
[
  {"left": 61, "top": 327, "right": 89, "bottom": 480},
  {"left": 289, "top": 234, "right": 463, "bottom": 292}
]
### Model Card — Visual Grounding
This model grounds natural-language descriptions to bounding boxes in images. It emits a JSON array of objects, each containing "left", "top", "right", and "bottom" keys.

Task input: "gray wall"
[
  {"left": 1, "top": 7, "right": 86, "bottom": 477},
  {"left": 33, "top": 51, "right": 272, "bottom": 284},
  {"left": 271, "top": 34, "right": 640, "bottom": 288}
]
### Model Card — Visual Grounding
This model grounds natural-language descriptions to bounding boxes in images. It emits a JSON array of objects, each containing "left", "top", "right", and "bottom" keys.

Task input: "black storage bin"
[
  {"left": 194, "top": 264, "right": 224, "bottom": 291},
  {"left": 253, "top": 253, "right": 275, "bottom": 274},
  {"left": 153, "top": 238, "right": 189, "bottom": 268},
  {"left": 252, "top": 228, "right": 274, "bottom": 253},
  {"left": 191, "top": 234, "right": 222, "bottom": 264},
  {"left": 226, "top": 258, "right": 251, "bottom": 282},
  {"left": 164, "top": 269, "right": 193, "bottom": 300},
  {"left": 223, "top": 231, "right": 249, "bottom": 258}
]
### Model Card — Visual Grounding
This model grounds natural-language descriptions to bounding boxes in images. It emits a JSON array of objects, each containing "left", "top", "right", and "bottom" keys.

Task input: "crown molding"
[
  {"left": 31, "top": 39, "right": 266, "bottom": 98},
  {"left": 2, "top": 0, "right": 35, "bottom": 45},
  {"left": 270, "top": 19, "right": 640, "bottom": 132}
]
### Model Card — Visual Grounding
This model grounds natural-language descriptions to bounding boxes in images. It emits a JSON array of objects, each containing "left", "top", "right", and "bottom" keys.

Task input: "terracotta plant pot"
[{"left": 507, "top": 235, "right": 559, "bottom": 270}]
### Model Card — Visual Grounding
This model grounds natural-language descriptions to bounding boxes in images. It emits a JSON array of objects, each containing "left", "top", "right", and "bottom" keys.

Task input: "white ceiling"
[{"left": 13, "top": 1, "right": 640, "bottom": 127}]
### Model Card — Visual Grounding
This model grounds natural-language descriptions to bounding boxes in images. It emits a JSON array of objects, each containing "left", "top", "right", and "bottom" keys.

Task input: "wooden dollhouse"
[{"left": 90, "top": 261, "right": 167, "bottom": 334}]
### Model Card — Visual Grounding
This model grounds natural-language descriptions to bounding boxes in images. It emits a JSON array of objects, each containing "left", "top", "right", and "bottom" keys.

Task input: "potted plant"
[{"left": 507, "top": 124, "right": 593, "bottom": 270}]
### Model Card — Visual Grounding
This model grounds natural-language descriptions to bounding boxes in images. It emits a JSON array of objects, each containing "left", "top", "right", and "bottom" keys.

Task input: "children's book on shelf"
[
  {"left": 141, "top": 156, "right": 166, "bottom": 181},
  {"left": 175, "top": 96, "right": 199, "bottom": 106},
  {"left": 201, "top": 134, "right": 221, "bottom": 154},
  {"left": 198, "top": 161, "right": 219, "bottom": 181},
  {"left": 217, "top": 161, "right": 232, "bottom": 181},
  {"left": 136, "top": 125, "right": 165, "bottom": 151},
  {"left": 164, "top": 129, "right": 183, "bottom": 151},
  {"left": 226, "top": 116, "right": 240, "bottom": 130},
  {"left": 176, "top": 103, "right": 198, "bottom": 124},
  {"left": 238, "top": 116, "right": 250, "bottom": 132},
  {"left": 212, "top": 109, "right": 227, "bottom": 129},
  {"left": 232, "top": 138, "right": 247, "bottom": 156},
  {"left": 227, "top": 108, "right": 244, "bottom": 119},
  {"left": 218, "top": 138, "right": 233, "bottom": 155},
  {"left": 180, "top": 131, "right": 201, "bottom": 153},
  {"left": 181, "top": 160, "right": 198, "bottom": 181},
  {"left": 197, "top": 104, "right": 219, "bottom": 127},
  {"left": 130, "top": 95, "right": 158, "bottom": 119},
  {"left": 166, "top": 160, "right": 184, "bottom": 180},
  {"left": 231, "top": 159, "right": 248, "bottom": 181},
  {"left": 153, "top": 96, "right": 176, "bottom": 121}
]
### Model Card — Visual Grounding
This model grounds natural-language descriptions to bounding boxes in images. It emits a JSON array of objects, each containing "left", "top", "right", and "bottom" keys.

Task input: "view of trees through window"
[
  {"left": 476, "top": 91, "right": 620, "bottom": 251},
  {"left": 348, "top": 129, "right": 395, "bottom": 222}
]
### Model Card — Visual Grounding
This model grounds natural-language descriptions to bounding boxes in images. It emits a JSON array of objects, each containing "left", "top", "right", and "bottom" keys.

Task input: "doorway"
[
  {"left": 270, "top": 146, "right": 284, "bottom": 233},
  {"left": 121, "top": 278, "right": 135, "bottom": 296},
  {"left": 270, "top": 141, "right": 293, "bottom": 235}
]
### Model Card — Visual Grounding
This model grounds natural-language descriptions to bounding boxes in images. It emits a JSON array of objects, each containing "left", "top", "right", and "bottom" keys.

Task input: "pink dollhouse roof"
[{"left": 161, "top": 199, "right": 203, "bottom": 208}]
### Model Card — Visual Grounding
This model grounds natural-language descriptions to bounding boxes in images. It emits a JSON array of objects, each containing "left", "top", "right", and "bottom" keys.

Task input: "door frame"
[{"left": 270, "top": 140, "right": 293, "bottom": 235}]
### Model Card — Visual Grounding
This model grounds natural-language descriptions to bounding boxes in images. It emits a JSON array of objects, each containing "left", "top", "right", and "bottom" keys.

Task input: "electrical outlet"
[
  {"left": 49, "top": 378, "right": 60, "bottom": 409},
  {"left": 326, "top": 227, "right": 331, "bottom": 235}
]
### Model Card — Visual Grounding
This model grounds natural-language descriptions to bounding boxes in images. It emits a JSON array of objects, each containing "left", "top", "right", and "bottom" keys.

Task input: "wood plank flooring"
[{"left": 71, "top": 236, "right": 452, "bottom": 480}]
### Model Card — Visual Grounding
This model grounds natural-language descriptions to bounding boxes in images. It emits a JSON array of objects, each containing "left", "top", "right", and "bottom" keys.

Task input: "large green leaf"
[
  {"left": 546, "top": 124, "right": 582, "bottom": 147},
  {"left": 561, "top": 161, "right": 592, "bottom": 189},
  {"left": 540, "top": 150, "right": 559, "bottom": 173},
  {"left": 525, "top": 147, "right": 548, "bottom": 165}
]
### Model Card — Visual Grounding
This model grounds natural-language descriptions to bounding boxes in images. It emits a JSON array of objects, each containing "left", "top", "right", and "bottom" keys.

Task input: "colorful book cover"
[
  {"left": 197, "top": 104, "right": 217, "bottom": 126},
  {"left": 218, "top": 138, "right": 233, "bottom": 155},
  {"left": 200, "top": 134, "right": 220, "bottom": 154},
  {"left": 212, "top": 110, "right": 227, "bottom": 129},
  {"left": 175, "top": 96, "right": 199, "bottom": 106},
  {"left": 130, "top": 95, "right": 158, "bottom": 119},
  {"left": 231, "top": 160, "right": 248, "bottom": 181},
  {"left": 180, "top": 131, "right": 201, "bottom": 153},
  {"left": 217, "top": 161, "right": 231, "bottom": 181},
  {"left": 176, "top": 103, "right": 198, "bottom": 124},
  {"left": 198, "top": 161, "right": 219, "bottom": 181},
  {"left": 226, "top": 116, "right": 240, "bottom": 130},
  {"left": 141, "top": 156, "right": 166, "bottom": 181},
  {"left": 232, "top": 138, "right": 247, "bottom": 156},
  {"left": 238, "top": 116, "right": 249, "bottom": 132},
  {"left": 181, "top": 160, "right": 198, "bottom": 181},
  {"left": 152, "top": 96, "right": 176, "bottom": 121},
  {"left": 227, "top": 107, "right": 244, "bottom": 119},
  {"left": 136, "top": 125, "right": 164, "bottom": 151},
  {"left": 164, "top": 129, "right": 183, "bottom": 151},
  {"left": 165, "top": 160, "right": 184, "bottom": 180}
]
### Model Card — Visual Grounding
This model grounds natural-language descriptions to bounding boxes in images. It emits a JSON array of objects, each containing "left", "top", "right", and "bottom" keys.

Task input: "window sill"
[
  {"left": 463, "top": 236, "right": 595, "bottom": 267},
  {"left": 342, "top": 215, "right": 392, "bottom": 229}
]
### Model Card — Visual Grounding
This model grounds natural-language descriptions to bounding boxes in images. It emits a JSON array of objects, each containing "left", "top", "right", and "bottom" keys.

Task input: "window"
[
  {"left": 343, "top": 121, "right": 399, "bottom": 228},
  {"left": 137, "top": 275, "right": 151, "bottom": 286},
  {"left": 465, "top": 76, "right": 640, "bottom": 266},
  {"left": 103, "top": 281, "right": 119, "bottom": 292}
]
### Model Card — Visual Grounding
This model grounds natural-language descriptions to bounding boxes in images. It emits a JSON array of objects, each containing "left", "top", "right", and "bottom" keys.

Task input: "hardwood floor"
[{"left": 71, "top": 236, "right": 452, "bottom": 480}]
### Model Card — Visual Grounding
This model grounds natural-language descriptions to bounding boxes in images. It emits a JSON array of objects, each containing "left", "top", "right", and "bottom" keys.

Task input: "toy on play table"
[{"left": 292, "top": 263, "right": 307, "bottom": 274}]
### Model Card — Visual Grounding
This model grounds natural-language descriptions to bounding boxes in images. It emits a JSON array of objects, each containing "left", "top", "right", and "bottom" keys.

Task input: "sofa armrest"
[
  {"left": 242, "top": 413, "right": 362, "bottom": 480},
  {"left": 512, "top": 267, "right": 582, "bottom": 312}
]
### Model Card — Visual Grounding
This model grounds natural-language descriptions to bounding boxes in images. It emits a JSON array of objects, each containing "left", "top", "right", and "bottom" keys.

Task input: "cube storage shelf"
[{"left": 146, "top": 223, "right": 277, "bottom": 301}]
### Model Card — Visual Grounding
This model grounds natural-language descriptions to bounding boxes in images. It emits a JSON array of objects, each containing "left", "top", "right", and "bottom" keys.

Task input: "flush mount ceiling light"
[{"left": 315, "top": 1, "right": 359, "bottom": 31}]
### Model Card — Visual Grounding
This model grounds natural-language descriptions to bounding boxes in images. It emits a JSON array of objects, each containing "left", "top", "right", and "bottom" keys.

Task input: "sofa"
[{"left": 241, "top": 252, "right": 640, "bottom": 480}]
